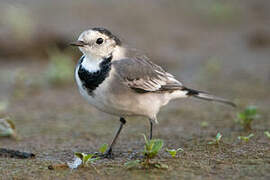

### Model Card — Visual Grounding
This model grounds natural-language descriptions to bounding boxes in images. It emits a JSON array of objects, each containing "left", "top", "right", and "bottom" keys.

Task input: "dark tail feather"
[{"left": 183, "top": 87, "right": 236, "bottom": 107}]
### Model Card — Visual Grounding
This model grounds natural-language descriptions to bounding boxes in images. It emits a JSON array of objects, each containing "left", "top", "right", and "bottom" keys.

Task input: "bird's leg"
[
  {"left": 103, "top": 117, "right": 126, "bottom": 158},
  {"left": 149, "top": 119, "right": 153, "bottom": 140}
]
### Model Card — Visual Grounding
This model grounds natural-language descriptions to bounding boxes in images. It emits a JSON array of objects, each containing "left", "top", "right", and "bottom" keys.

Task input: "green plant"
[
  {"left": 124, "top": 135, "right": 166, "bottom": 169},
  {"left": 99, "top": 143, "right": 108, "bottom": 154},
  {"left": 142, "top": 134, "right": 163, "bottom": 159},
  {"left": 166, "top": 148, "right": 183, "bottom": 158},
  {"left": 74, "top": 152, "right": 99, "bottom": 166},
  {"left": 264, "top": 131, "right": 270, "bottom": 139},
  {"left": 238, "top": 133, "right": 254, "bottom": 142},
  {"left": 208, "top": 132, "right": 222, "bottom": 145},
  {"left": 236, "top": 105, "right": 259, "bottom": 130},
  {"left": 67, "top": 152, "right": 100, "bottom": 171}
]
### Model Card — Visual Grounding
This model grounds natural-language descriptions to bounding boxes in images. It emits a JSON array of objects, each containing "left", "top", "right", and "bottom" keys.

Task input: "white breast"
[{"left": 81, "top": 55, "right": 101, "bottom": 72}]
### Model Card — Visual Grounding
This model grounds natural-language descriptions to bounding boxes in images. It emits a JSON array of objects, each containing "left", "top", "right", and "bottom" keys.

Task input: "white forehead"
[{"left": 78, "top": 30, "right": 108, "bottom": 42}]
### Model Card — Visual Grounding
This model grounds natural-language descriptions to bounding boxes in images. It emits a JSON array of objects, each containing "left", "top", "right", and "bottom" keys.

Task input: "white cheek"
[{"left": 79, "top": 46, "right": 91, "bottom": 54}]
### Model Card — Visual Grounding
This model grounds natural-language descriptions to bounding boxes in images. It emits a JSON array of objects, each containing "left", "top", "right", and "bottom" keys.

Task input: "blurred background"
[{"left": 0, "top": 0, "right": 270, "bottom": 177}]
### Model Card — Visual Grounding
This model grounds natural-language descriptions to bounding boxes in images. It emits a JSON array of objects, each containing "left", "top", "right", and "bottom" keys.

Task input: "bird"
[{"left": 70, "top": 27, "right": 235, "bottom": 157}]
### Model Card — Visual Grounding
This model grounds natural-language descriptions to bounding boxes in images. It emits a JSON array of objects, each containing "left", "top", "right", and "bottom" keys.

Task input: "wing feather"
[{"left": 112, "top": 57, "right": 183, "bottom": 93}]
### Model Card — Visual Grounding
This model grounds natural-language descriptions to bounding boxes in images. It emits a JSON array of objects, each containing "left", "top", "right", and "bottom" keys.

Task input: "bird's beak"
[{"left": 70, "top": 41, "right": 87, "bottom": 47}]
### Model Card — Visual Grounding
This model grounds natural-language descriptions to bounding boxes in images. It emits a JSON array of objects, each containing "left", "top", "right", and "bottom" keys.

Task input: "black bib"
[{"left": 78, "top": 56, "right": 112, "bottom": 95}]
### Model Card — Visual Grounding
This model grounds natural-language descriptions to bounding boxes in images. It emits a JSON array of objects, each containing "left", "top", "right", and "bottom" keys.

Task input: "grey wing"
[{"left": 112, "top": 57, "right": 184, "bottom": 93}]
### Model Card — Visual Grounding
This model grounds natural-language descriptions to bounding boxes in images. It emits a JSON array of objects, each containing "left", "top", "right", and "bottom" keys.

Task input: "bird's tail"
[{"left": 183, "top": 87, "right": 236, "bottom": 107}]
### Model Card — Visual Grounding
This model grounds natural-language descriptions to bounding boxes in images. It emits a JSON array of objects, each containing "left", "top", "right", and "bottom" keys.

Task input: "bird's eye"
[{"left": 96, "top": 38, "right": 104, "bottom": 45}]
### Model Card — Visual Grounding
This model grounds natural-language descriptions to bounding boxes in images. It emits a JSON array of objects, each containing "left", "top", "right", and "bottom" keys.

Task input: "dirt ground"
[{"left": 0, "top": 0, "right": 270, "bottom": 179}]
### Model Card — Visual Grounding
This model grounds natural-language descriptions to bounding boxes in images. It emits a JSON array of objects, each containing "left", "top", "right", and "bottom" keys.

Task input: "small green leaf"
[
  {"left": 88, "top": 157, "right": 99, "bottom": 163},
  {"left": 154, "top": 162, "right": 169, "bottom": 169},
  {"left": 238, "top": 133, "right": 254, "bottom": 142},
  {"left": 166, "top": 148, "right": 183, "bottom": 157},
  {"left": 74, "top": 152, "right": 98, "bottom": 165},
  {"left": 216, "top": 132, "right": 222, "bottom": 142},
  {"left": 237, "top": 112, "right": 245, "bottom": 121},
  {"left": 124, "top": 160, "right": 141, "bottom": 169},
  {"left": 166, "top": 149, "right": 176, "bottom": 157},
  {"left": 264, "top": 131, "right": 270, "bottom": 139},
  {"left": 142, "top": 135, "right": 163, "bottom": 159},
  {"left": 247, "top": 133, "right": 254, "bottom": 138},
  {"left": 238, "top": 136, "right": 248, "bottom": 142},
  {"left": 208, "top": 132, "right": 222, "bottom": 145},
  {"left": 235, "top": 105, "right": 259, "bottom": 130},
  {"left": 245, "top": 106, "right": 257, "bottom": 116},
  {"left": 83, "top": 154, "right": 94, "bottom": 164},
  {"left": 151, "top": 139, "right": 163, "bottom": 154},
  {"left": 176, "top": 148, "right": 184, "bottom": 152},
  {"left": 142, "top": 134, "right": 149, "bottom": 145},
  {"left": 74, "top": 152, "right": 84, "bottom": 160},
  {"left": 99, "top": 143, "right": 108, "bottom": 154}
]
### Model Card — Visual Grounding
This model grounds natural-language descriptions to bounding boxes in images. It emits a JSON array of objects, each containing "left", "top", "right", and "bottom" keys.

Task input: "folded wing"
[{"left": 112, "top": 57, "right": 184, "bottom": 93}]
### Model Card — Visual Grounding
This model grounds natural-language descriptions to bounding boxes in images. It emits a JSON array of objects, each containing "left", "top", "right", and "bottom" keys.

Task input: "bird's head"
[{"left": 70, "top": 27, "right": 122, "bottom": 59}]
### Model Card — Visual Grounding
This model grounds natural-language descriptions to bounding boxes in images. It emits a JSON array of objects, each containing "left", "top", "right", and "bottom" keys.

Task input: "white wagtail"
[{"left": 70, "top": 27, "right": 235, "bottom": 156}]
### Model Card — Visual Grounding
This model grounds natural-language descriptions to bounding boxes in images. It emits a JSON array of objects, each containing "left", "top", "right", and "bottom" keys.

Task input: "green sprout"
[
  {"left": 74, "top": 152, "right": 99, "bottom": 166},
  {"left": 142, "top": 134, "right": 163, "bottom": 159},
  {"left": 235, "top": 105, "right": 259, "bottom": 130},
  {"left": 124, "top": 135, "right": 166, "bottom": 169},
  {"left": 67, "top": 143, "right": 108, "bottom": 170},
  {"left": 166, "top": 148, "right": 184, "bottom": 158},
  {"left": 208, "top": 132, "right": 222, "bottom": 145},
  {"left": 264, "top": 131, "right": 270, "bottom": 139},
  {"left": 238, "top": 133, "right": 254, "bottom": 142},
  {"left": 99, "top": 143, "right": 108, "bottom": 154}
]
